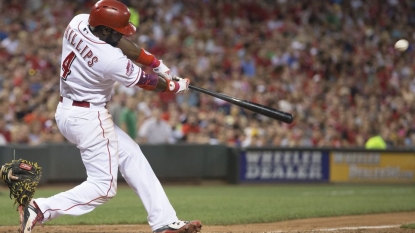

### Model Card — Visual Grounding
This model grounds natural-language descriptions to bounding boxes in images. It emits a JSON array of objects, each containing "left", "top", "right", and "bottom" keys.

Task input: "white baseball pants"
[{"left": 35, "top": 99, "right": 178, "bottom": 231}]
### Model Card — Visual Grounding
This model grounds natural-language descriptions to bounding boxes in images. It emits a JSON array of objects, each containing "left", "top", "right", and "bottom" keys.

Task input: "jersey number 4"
[{"left": 61, "top": 51, "right": 76, "bottom": 80}]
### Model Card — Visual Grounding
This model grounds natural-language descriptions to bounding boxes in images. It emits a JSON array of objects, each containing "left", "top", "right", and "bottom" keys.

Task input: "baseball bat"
[{"left": 188, "top": 85, "right": 294, "bottom": 124}]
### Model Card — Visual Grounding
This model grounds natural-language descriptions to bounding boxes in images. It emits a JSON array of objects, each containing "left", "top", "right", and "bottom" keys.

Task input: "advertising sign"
[
  {"left": 330, "top": 152, "right": 415, "bottom": 183},
  {"left": 239, "top": 150, "right": 330, "bottom": 182}
]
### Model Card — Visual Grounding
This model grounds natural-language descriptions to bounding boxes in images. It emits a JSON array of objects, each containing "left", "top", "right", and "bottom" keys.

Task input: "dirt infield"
[{"left": 1, "top": 212, "right": 414, "bottom": 233}]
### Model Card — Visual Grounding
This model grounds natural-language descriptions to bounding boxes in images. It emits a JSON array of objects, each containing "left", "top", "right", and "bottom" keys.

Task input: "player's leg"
[
  {"left": 115, "top": 125, "right": 179, "bottom": 231},
  {"left": 35, "top": 107, "right": 119, "bottom": 221}
]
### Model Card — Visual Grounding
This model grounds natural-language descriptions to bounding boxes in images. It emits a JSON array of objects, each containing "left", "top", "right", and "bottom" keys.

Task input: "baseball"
[{"left": 395, "top": 39, "right": 409, "bottom": 51}]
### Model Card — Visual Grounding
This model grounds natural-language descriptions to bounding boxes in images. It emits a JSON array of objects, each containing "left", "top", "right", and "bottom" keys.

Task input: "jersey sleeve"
[{"left": 104, "top": 55, "right": 142, "bottom": 88}]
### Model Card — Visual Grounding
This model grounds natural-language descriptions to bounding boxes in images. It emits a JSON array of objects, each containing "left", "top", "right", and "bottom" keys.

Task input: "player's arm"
[
  {"left": 107, "top": 50, "right": 188, "bottom": 93},
  {"left": 117, "top": 38, "right": 189, "bottom": 93},
  {"left": 117, "top": 38, "right": 171, "bottom": 80},
  {"left": 135, "top": 70, "right": 189, "bottom": 93}
]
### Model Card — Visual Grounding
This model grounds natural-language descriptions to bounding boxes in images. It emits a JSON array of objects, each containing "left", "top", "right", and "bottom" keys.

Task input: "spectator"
[
  {"left": 28, "top": 120, "right": 43, "bottom": 146},
  {"left": 0, "top": 0, "right": 415, "bottom": 149},
  {"left": 138, "top": 109, "right": 174, "bottom": 144},
  {"left": 182, "top": 113, "right": 200, "bottom": 142},
  {"left": 164, "top": 104, "right": 184, "bottom": 143},
  {"left": 0, "top": 24, "right": 20, "bottom": 55},
  {"left": 365, "top": 126, "right": 387, "bottom": 150},
  {"left": 0, "top": 113, "right": 11, "bottom": 144},
  {"left": 120, "top": 96, "right": 138, "bottom": 141},
  {"left": 241, "top": 54, "right": 256, "bottom": 77},
  {"left": 10, "top": 123, "right": 29, "bottom": 144},
  {"left": 108, "top": 92, "right": 124, "bottom": 126},
  {"left": 404, "top": 129, "right": 415, "bottom": 147}
]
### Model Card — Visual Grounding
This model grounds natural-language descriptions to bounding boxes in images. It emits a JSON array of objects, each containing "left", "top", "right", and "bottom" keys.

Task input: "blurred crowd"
[{"left": 1, "top": 0, "right": 415, "bottom": 148}]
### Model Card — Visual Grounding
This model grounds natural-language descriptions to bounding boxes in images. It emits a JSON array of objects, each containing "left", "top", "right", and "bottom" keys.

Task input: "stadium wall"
[{"left": 0, "top": 145, "right": 413, "bottom": 184}]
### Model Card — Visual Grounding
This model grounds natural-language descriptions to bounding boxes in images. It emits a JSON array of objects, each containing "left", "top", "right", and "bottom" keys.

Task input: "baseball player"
[{"left": 17, "top": 1, "right": 202, "bottom": 233}]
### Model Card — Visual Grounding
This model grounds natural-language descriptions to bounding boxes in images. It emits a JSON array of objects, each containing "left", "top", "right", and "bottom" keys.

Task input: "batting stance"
[{"left": 17, "top": 1, "right": 202, "bottom": 233}]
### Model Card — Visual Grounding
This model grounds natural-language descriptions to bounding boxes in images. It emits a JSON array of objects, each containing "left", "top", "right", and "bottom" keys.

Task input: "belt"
[{"left": 59, "top": 96, "right": 90, "bottom": 108}]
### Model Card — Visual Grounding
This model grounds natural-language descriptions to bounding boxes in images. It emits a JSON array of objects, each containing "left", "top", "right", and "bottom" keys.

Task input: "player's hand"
[
  {"left": 153, "top": 60, "right": 172, "bottom": 80},
  {"left": 1, "top": 165, "right": 18, "bottom": 181},
  {"left": 171, "top": 76, "right": 190, "bottom": 93}
]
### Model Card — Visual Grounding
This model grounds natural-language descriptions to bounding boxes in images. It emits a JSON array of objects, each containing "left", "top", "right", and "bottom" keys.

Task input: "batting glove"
[
  {"left": 168, "top": 76, "right": 189, "bottom": 93},
  {"left": 153, "top": 60, "right": 172, "bottom": 80}
]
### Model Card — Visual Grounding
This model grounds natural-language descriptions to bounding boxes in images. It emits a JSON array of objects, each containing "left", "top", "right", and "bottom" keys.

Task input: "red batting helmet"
[{"left": 89, "top": 0, "right": 136, "bottom": 36}]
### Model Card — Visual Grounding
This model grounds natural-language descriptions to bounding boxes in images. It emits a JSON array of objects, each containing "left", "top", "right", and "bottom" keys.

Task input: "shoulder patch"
[{"left": 126, "top": 60, "right": 134, "bottom": 76}]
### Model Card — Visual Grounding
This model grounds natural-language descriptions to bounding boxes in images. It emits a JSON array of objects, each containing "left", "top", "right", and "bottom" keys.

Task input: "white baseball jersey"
[
  {"left": 60, "top": 14, "right": 141, "bottom": 106},
  {"left": 33, "top": 13, "right": 179, "bottom": 231}
]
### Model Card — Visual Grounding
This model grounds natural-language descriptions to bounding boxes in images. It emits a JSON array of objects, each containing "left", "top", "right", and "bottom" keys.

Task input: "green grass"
[
  {"left": 401, "top": 223, "right": 415, "bottom": 229},
  {"left": 0, "top": 184, "right": 414, "bottom": 226}
]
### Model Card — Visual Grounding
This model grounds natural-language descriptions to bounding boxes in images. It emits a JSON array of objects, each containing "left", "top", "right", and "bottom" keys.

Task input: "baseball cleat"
[
  {"left": 18, "top": 201, "right": 44, "bottom": 233},
  {"left": 153, "top": 220, "right": 202, "bottom": 233}
]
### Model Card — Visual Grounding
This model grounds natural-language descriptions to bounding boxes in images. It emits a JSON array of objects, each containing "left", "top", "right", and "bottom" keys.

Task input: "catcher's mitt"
[{"left": 1, "top": 159, "right": 42, "bottom": 207}]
